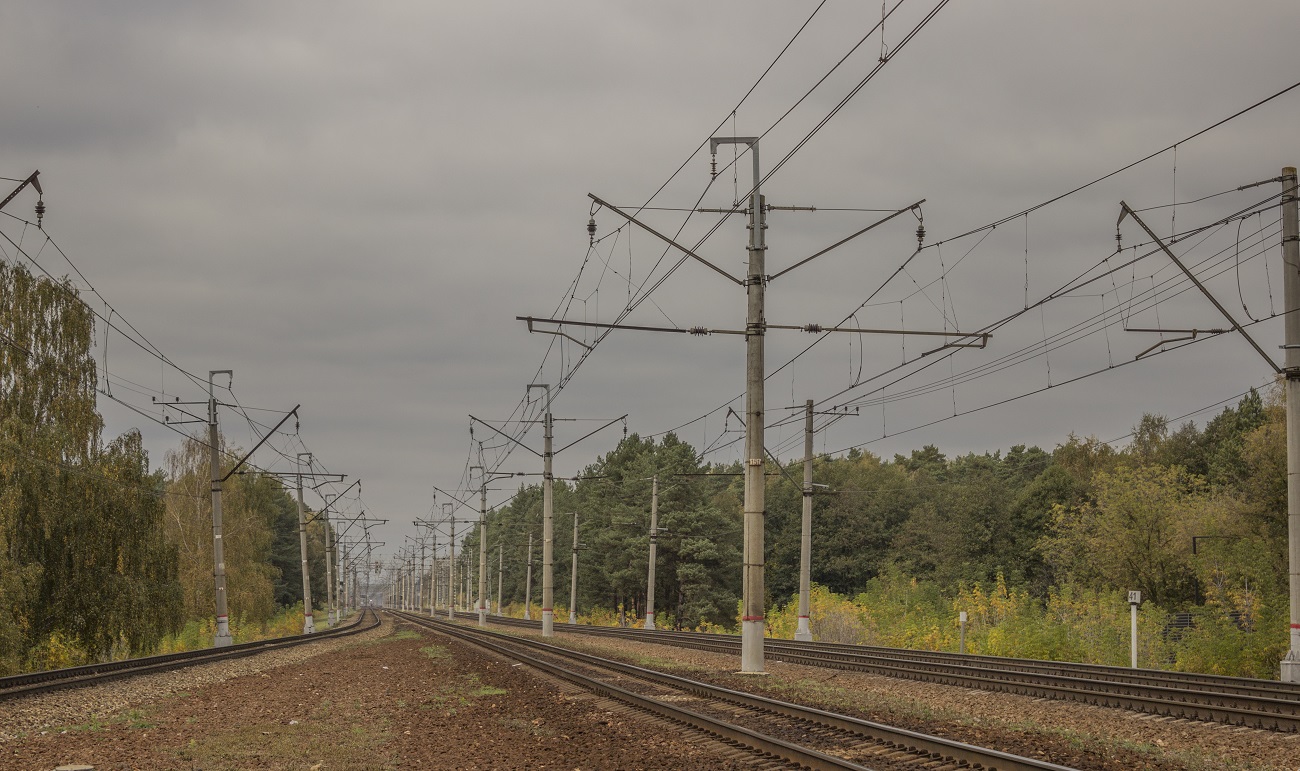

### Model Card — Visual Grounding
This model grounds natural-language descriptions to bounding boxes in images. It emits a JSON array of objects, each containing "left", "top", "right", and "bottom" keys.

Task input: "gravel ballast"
[
  {"left": 490, "top": 622, "right": 1300, "bottom": 771},
  {"left": 0, "top": 616, "right": 763, "bottom": 770}
]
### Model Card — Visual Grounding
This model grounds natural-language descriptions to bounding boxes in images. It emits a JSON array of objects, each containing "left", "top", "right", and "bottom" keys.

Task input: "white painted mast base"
[
  {"left": 644, "top": 613, "right": 655, "bottom": 631},
  {"left": 1283, "top": 649, "right": 1300, "bottom": 683},
  {"left": 794, "top": 616, "right": 812, "bottom": 642},
  {"left": 477, "top": 609, "right": 487, "bottom": 627},
  {"left": 568, "top": 611, "right": 577, "bottom": 624},
  {"left": 302, "top": 614, "right": 315, "bottom": 635},
  {"left": 214, "top": 616, "right": 232, "bottom": 647},
  {"left": 542, "top": 610, "right": 554, "bottom": 637},
  {"left": 740, "top": 619, "right": 765, "bottom": 673}
]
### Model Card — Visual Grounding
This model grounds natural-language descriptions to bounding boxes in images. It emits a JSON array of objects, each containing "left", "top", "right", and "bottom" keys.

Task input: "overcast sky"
[{"left": 4, "top": 1, "right": 1299, "bottom": 567}]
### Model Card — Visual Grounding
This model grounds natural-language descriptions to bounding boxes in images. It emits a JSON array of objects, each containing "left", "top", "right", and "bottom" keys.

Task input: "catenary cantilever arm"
[
  {"left": 588, "top": 193, "right": 742, "bottom": 286},
  {"left": 468, "top": 415, "right": 543, "bottom": 458},
  {"left": 1119, "top": 201, "right": 1280, "bottom": 373},
  {"left": 769, "top": 200, "right": 926, "bottom": 281}
]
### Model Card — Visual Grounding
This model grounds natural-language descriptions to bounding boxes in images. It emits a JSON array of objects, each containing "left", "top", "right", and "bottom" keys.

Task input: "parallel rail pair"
[
  {"left": 481, "top": 615, "right": 1300, "bottom": 732},
  {"left": 395, "top": 610, "right": 1074, "bottom": 771},
  {"left": 0, "top": 609, "right": 379, "bottom": 702}
]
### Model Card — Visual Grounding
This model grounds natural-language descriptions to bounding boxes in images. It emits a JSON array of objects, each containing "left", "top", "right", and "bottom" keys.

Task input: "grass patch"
[
  {"left": 62, "top": 716, "right": 110, "bottom": 733},
  {"left": 60, "top": 708, "right": 157, "bottom": 734},
  {"left": 420, "top": 644, "right": 450, "bottom": 659},
  {"left": 174, "top": 717, "right": 391, "bottom": 770},
  {"left": 120, "top": 709, "right": 155, "bottom": 730},
  {"left": 498, "top": 716, "right": 552, "bottom": 737}
]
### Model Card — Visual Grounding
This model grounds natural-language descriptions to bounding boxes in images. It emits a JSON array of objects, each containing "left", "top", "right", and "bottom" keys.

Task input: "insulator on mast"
[
  {"left": 587, "top": 217, "right": 597, "bottom": 246},
  {"left": 35, "top": 199, "right": 45, "bottom": 229}
]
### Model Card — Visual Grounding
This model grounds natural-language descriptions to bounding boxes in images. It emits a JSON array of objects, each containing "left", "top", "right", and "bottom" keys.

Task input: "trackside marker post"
[{"left": 1129, "top": 591, "right": 1141, "bottom": 668}]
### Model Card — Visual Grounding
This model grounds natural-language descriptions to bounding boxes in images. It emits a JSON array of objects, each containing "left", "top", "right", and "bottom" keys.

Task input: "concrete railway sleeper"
[
  {"left": 393, "top": 610, "right": 1076, "bottom": 771},
  {"left": 0, "top": 609, "right": 379, "bottom": 702},
  {"left": 482, "top": 615, "right": 1300, "bottom": 732}
]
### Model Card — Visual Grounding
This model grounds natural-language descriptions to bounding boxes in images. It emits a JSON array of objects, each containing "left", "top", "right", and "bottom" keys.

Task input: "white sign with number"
[{"left": 1128, "top": 591, "right": 1142, "bottom": 605}]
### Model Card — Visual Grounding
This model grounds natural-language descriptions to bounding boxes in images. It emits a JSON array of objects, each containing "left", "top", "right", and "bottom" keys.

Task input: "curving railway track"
[
  {"left": 477, "top": 615, "right": 1300, "bottom": 732},
  {"left": 0, "top": 609, "right": 380, "bottom": 703},
  {"left": 393, "top": 610, "right": 1076, "bottom": 771}
]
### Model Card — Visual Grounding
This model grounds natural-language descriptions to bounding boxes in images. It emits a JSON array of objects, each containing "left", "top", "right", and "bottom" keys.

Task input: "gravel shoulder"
[
  {"left": 489, "top": 622, "right": 1300, "bottom": 771},
  {"left": 0, "top": 615, "right": 759, "bottom": 770}
]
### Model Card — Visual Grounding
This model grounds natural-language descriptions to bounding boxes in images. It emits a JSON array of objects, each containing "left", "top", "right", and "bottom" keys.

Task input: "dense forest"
[
  {"left": 0, "top": 262, "right": 332, "bottom": 674},
  {"left": 464, "top": 386, "right": 1287, "bottom": 676}
]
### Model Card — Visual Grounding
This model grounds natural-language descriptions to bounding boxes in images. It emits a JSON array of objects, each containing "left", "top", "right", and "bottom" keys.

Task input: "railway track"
[
  {"left": 478, "top": 615, "right": 1300, "bottom": 732},
  {"left": 0, "top": 609, "right": 380, "bottom": 702},
  {"left": 394, "top": 610, "right": 1075, "bottom": 771}
]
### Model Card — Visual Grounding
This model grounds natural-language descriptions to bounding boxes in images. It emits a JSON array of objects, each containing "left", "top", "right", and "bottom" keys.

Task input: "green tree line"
[
  {"left": 1, "top": 262, "right": 333, "bottom": 673},
  {"left": 466, "top": 387, "right": 1287, "bottom": 674}
]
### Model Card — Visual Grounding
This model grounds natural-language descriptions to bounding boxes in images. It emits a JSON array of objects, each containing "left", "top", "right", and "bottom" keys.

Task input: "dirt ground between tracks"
[{"left": 1, "top": 617, "right": 752, "bottom": 770}]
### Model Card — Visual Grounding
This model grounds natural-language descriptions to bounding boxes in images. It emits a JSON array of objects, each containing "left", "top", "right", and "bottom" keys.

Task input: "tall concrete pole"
[
  {"left": 795, "top": 399, "right": 814, "bottom": 642},
  {"left": 322, "top": 495, "right": 335, "bottom": 625},
  {"left": 497, "top": 543, "right": 504, "bottom": 616},
  {"left": 430, "top": 531, "right": 438, "bottom": 615},
  {"left": 419, "top": 539, "right": 427, "bottom": 613},
  {"left": 712, "top": 136, "right": 767, "bottom": 673},
  {"left": 336, "top": 535, "right": 345, "bottom": 618},
  {"left": 1282, "top": 166, "right": 1300, "bottom": 683},
  {"left": 645, "top": 475, "right": 659, "bottom": 630},
  {"left": 295, "top": 453, "right": 315, "bottom": 634},
  {"left": 569, "top": 512, "right": 580, "bottom": 624},
  {"left": 478, "top": 482, "right": 489, "bottom": 626},
  {"left": 524, "top": 532, "right": 534, "bottom": 620},
  {"left": 532, "top": 385, "right": 556, "bottom": 637},
  {"left": 448, "top": 515, "right": 457, "bottom": 620},
  {"left": 342, "top": 549, "right": 350, "bottom": 615},
  {"left": 208, "top": 370, "right": 233, "bottom": 647}
]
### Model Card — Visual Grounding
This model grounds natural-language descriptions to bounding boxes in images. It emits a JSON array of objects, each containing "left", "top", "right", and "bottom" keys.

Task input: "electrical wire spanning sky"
[{"left": 3, "top": 2, "right": 1300, "bottom": 562}]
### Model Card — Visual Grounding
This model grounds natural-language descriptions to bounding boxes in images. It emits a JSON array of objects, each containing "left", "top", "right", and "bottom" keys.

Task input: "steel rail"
[
  {"left": 480, "top": 616, "right": 1300, "bottom": 732},
  {"left": 395, "top": 611, "right": 1075, "bottom": 771},
  {"left": 790, "top": 637, "right": 1300, "bottom": 696},
  {"left": 0, "top": 610, "right": 379, "bottom": 702}
]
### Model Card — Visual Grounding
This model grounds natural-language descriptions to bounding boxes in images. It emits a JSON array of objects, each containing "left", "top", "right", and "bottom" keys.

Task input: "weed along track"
[
  {"left": 0, "top": 610, "right": 379, "bottom": 703},
  {"left": 395, "top": 610, "right": 1076, "bottom": 771}
]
